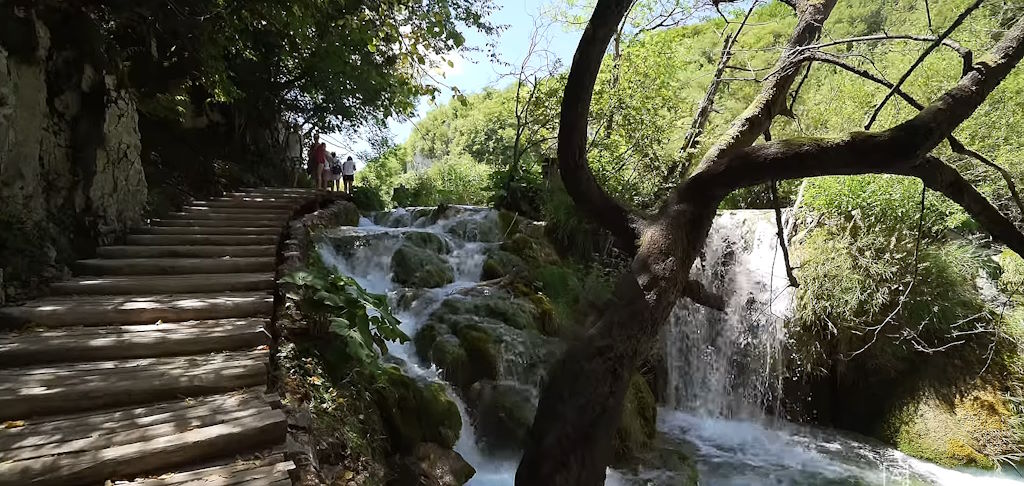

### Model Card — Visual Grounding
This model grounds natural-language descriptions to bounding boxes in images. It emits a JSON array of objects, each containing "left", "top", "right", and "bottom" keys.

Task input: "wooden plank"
[
  {"left": 0, "top": 320, "right": 268, "bottom": 366},
  {"left": 0, "top": 361, "right": 267, "bottom": 420},
  {"left": 126, "top": 234, "right": 279, "bottom": 246},
  {"left": 49, "top": 273, "right": 275, "bottom": 296},
  {"left": 133, "top": 227, "right": 283, "bottom": 236},
  {"left": 0, "top": 291, "right": 274, "bottom": 328},
  {"left": 120, "top": 455, "right": 288, "bottom": 486},
  {"left": 97, "top": 246, "right": 277, "bottom": 259},
  {"left": 0, "top": 318, "right": 268, "bottom": 341},
  {"left": 1, "top": 405, "right": 270, "bottom": 461},
  {"left": 183, "top": 207, "right": 292, "bottom": 216},
  {"left": 0, "top": 409, "right": 287, "bottom": 486},
  {"left": 164, "top": 212, "right": 289, "bottom": 222},
  {"left": 0, "top": 389, "right": 269, "bottom": 448},
  {"left": 0, "top": 350, "right": 267, "bottom": 380},
  {"left": 75, "top": 257, "right": 276, "bottom": 276},
  {"left": 151, "top": 219, "right": 284, "bottom": 228}
]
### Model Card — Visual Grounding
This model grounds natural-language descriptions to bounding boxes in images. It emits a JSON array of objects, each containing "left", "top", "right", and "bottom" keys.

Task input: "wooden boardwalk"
[{"left": 0, "top": 188, "right": 325, "bottom": 486}]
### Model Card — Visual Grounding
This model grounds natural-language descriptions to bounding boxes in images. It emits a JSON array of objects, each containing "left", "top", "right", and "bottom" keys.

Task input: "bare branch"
[
  {"left": 796, "top": 33, "right": 973, "bottom": 75},
  {"left": 684, "top": 279, "right": 726, "bottom": 311},
  {"left": 769, "top": 180, "right": 799, "bottom": 288},
  {"left": 864, "top": 0, "right": 984, "bottom": 130},
  {"left": 662, "top": 1, "right": 759, "bottom": 184},
  {"left": 802, "top": 50, "right": 1024, "bottom": 218},
  {"left": 696, "top": 0, "right": 838, "bottom": 172}
]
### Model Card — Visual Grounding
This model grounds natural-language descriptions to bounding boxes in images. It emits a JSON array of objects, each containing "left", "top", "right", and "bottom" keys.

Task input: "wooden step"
[
  {"left": 50, "top": 273, "right": 275, "bottom": 295},
  {"left": 241, "top": 187, "right": 320, "bottom": 194},
  {"left": 225, "top": 192, "right": 312, "bottom": 199},
  {"left": 76, "top": 257, "right": 275, "bottom": 276},
  {"left": 0, "top": 350, "right": 269, "bottom": 420},
  {"left": 98, "top": 245, "right": 277, "bottom": 259},
  {"left": 0, "top": 318, "right": 269, "bottom": 366},
  {"left": 150, "top": 219, "right": 284, "bottom": 228},
  {"left": 165, "top": 212, "right": 289, "bottom": 222},
  {"left": 183, "top": 206, "right": 293, "bottom": 216},
  {"left": 120, "top": 454, "right": 293, "bottom": 485},
  {"left": 192, "top": 199, "right": 298, "bottom": 210},
  {"left": 0, "top": 406, "right": 286, "bottom": 486},
  {"left": 0, "top": 291, "right": 273, "bottom": 328},
  {"left": 126, "top": 234, "right": 279, "bottom": 246},
  {"left": 133, "top": 226, "right": 283, "bottom": 236},
  {"left": 0, "top": 389, "right": 274, "bottom": 458}
]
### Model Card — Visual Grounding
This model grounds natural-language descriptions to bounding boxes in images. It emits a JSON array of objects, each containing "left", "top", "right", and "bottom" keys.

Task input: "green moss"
[
  {"left": 436, "top": 293, "right": 538, "bottom": 331},
  {"left": 455, "top": 324, "right": 501, "bottom": 383},
  {"left": 430, "top": 335, "right": 473, "bottom": 388},
  {"left": 375, "top": 365, "right": 462, "bottom": 451},
  {"left": 390, "top": 244, "right": 454, "bottom": 288},
  {"left": 500, "top": 233, "right": 559, "bottom": 265},
  {"left": 403, "top": 231, "right": 451, "bottom": 254},
  {"left": 481, "top": 249, "right": 527, "bottom": 280},
  {"left": 884, "top": 391, "right": 1018, "bottom": 469},
  {"left": 613, "top": 373, "right": 657, "bottom": 463},
  {"left": 466, "top": 380, "right": 537, "bottom": 452}
]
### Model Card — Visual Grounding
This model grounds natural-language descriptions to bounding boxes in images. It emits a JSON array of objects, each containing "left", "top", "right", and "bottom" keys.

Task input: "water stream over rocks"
[{"left": 318, "top": 206, "right": 1023, "bottom": 485}]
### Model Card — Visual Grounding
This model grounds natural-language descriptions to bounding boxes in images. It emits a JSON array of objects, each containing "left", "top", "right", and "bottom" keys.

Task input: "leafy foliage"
[{"left": 282, "top": 256, "right": 408, "bottom": 367}]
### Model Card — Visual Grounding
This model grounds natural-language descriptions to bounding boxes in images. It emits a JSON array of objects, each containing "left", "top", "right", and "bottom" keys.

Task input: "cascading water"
[
  {"left": 648, "top": 209, "right": 1024, "bottom": 486},
  {"left": 317, "top": 206, "right": 524, "bottom": 484},
  {"left": 318, "top": 206, "right": 1022, "bottom": 486}
]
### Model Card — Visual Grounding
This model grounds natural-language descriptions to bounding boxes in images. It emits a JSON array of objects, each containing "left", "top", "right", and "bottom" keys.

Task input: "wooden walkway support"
[{"left": 0, "top": 187, "right": 329, "bottom": 486}]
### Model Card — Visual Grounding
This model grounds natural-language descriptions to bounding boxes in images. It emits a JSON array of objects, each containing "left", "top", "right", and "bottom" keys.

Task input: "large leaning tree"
[{"left": 515, "top": 0, "right": 1024, "bottom": 484}]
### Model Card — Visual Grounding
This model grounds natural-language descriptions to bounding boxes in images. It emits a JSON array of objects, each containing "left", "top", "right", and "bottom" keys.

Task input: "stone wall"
[{"left": 0, "top": 7, "right": 147, "bottom": 297}]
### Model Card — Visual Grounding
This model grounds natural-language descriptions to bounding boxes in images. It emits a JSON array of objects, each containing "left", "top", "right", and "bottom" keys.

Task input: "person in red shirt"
[{"left": 312, "top": 142, "right": 328, "bottom": 189}]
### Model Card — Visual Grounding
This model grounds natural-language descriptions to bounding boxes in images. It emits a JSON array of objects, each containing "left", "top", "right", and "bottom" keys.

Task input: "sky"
[{"left": 322, "top": 0, "right": 584, "bottom": 159}]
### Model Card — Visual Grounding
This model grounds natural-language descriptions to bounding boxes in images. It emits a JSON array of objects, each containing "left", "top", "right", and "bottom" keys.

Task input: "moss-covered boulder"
[
  {"left": 414, "top": 291, "right": 564, "bottom": 390},
  {"left": 388, "top": 442, "right": 476, "bottom": 486},
  {"left": 308, "top": 200, "right": 361, "bottom": 229},
  {"left": 613, "top": 373, "right": 658, "bottom": 463},
  {"left": 500, "top": 233, "right": 559, "bottom": 265},
  {"left": 466, "top": 380, "right": 538, "bottom": 453},
  {"left": 446, "top": 216, "right": 501, "bottom": 243},
  {"left": 884, "top": 390, "right": 1018, "bottom": 469},
  {"left": 481, "top": 249, "right": 527, "bottom": 280},
  {"left": 403, "top": 231, "right": 451, "bottom": 254},
  {"left": 391, "top": 244, "right": 454, "bottom": 288},
  {"left": 375, "top": 365, "right": 463, "bottom": 452}
]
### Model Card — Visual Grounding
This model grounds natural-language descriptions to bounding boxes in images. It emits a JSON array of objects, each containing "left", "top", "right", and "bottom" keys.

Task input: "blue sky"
[{"left": 322, "top": 0, "right": 584, "bottom": 158}]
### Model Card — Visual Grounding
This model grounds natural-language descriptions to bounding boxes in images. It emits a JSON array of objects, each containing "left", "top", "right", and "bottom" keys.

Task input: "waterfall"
[{"left": 664, "top": 210, "right": 794, "bottom": 418}]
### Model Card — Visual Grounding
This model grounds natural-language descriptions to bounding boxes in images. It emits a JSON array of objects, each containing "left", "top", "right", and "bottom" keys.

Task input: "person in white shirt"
[{"left": 341, "top": 156, "right": 356, "bottom": 193}]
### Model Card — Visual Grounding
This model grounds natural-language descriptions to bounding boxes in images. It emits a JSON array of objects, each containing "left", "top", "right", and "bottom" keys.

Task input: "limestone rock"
[
  {"left": 388, "top": 442, "right": 475, "bottom": 486},
  {"left": 391, "top": 244, "right": 454, "bottom": 289},
  {"left": 466, "top": 380, "right": 537, "bottom": 453},
  {"left": 374, "top": 365, "right": 462, "bottom": 452}
]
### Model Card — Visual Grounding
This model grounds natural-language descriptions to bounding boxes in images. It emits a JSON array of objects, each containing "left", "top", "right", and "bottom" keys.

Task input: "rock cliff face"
[{"left": 0, "top": 8, "right": 146, "bottom": 297}]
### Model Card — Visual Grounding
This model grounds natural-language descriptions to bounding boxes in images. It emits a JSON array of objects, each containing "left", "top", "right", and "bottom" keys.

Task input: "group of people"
[{"left": 308, "top": 134, "right": 356, "bottom": 192}]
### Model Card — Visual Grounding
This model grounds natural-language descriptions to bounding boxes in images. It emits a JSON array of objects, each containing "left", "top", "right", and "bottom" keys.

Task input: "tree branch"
[
  {"left": 684, "top": 279, "right": 726, "bottom": 311},
  {"left": 695, "top": 0, "right": 838, "bottom": 172},
  {"left": 796, "top": 33, "right": 973, "bottom": 75},
  {"left": 864, "top": 0, "right": 984, "bottom": 130},
  {"left": 801, "top": 50, "right": 1024, "bottom": 218},
  {"left": 557, "top": 0, "right": 639, "bottom": 253},
  {"left": 769, "top": 180, "right": 799, "bottom": 287}
]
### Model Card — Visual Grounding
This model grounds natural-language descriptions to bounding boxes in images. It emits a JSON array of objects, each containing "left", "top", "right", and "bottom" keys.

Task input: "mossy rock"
[
  {"left": 435, "top": 292, "right": 538, "bottom": 331},
  {"left": 466, "top": 380, "right": 537, "bottom": 453},
  {"left": 500, "top": 233, "right": 559, "bottom": 265},
  {"left": 430, "top": 335, "right": 473, "bottom": 388},
  {"left": 388, "top": 442, "right": 475, "bottom": 486},
  {"left": 309, "top": 200, "right": 361, "bottom": 229},
  {"left": 454, "top": 324, "right": 502, "bottom": 384},
  {"left": 481, "top": 249, "right": 527, "bottom": 280},
  {"left": 391, "top": 244, "right": 454, "bottom": 288},
  {"left": 613, "top": 373, "right": 658, "bottom": 463},
  {"left": 403, "top": 231, "right": 451, "bottom": 254},
  {"left": 375, "top": 365, "right": 462, "bottom": 452},
  {"left": 446, "top": 217, "right": 501, "bottom": 243},
  {"left": 884, "top": 391, "right": 1014, "bottom": 469}
]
